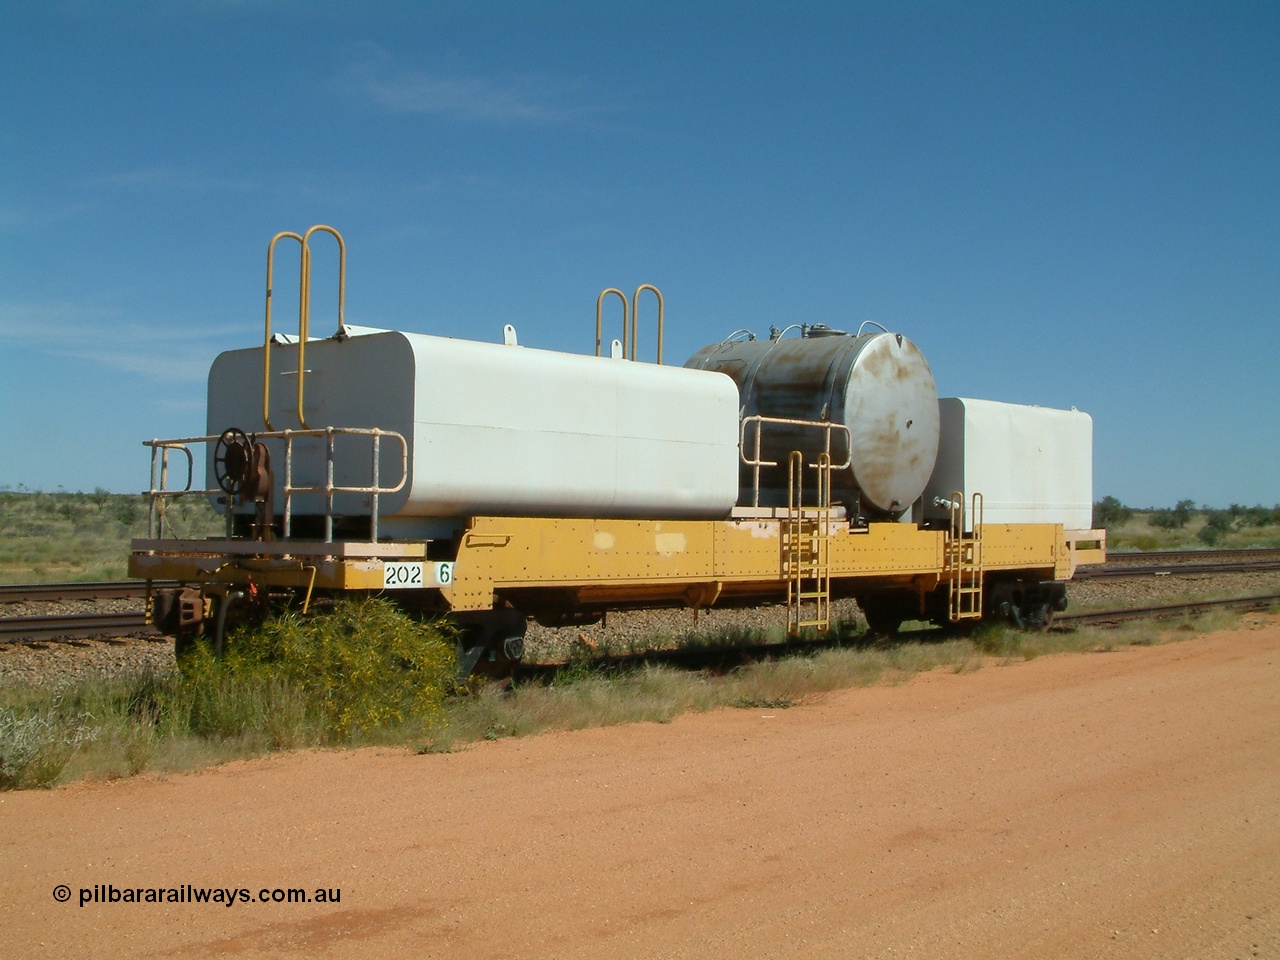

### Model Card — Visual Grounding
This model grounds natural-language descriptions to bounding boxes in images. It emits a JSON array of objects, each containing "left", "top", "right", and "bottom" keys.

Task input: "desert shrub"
[
  {"left": 1092, "top": 496, "right": 1131, "bottom": 529},
  {"left": 181, "top": 598, "right": 457, "bottom": 740},
  {"left": 1233, "top": 504, "right": 1280, "bottom": 528},
  {"left": 1196, "top": 510, "right": 1235, "bottom": 546}
]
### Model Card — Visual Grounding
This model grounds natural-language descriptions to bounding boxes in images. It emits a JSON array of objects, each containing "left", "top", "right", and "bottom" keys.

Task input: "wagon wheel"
[
  {"left": 859, "top": 594, "right": 906, "bottom": 637},
  {"left": 213, "top": 427, "right": 253, "bottom": 496},
  {"left": 1024, "top": 601, "right": 1054, "bottom": 631}
]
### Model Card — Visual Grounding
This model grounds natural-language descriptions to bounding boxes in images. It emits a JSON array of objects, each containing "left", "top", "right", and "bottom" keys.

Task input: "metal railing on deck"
[
  {"left": 739, "top": 415, "right": 852, "bottom": 508},
  {"left": 143, "top": 427, "right": 408, "bottom": 543}
]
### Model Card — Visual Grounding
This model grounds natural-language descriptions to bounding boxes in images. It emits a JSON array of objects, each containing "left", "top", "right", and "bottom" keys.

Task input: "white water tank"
[
  {"left": 923, "top": 398, "right": 1093, "bottom": 529},
  {"left": 207, "top": 329, "right": 741, "bottom": 526}
]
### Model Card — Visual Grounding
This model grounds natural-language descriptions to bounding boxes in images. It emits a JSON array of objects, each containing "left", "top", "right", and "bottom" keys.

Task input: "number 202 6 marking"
[{"left": 383, "top": 562, "right": 453, "bottom": 589}]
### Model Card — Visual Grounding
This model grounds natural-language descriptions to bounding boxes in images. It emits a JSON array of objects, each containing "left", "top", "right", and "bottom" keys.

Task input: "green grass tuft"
[{"left": 0, "top": 697, "right": 97, "bottom": 789}]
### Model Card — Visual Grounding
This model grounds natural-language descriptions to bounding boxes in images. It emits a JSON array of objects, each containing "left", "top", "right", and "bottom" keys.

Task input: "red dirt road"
[{"left": 3, "top": 618, "right": 1279, "bottom": 959}]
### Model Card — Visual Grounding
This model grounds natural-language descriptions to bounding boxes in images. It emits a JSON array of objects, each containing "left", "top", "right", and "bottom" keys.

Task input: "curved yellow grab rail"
[
  {"left": 632, "top": 284, "right": 664, "bottom": 364},
  {"left": 595, "top": 288, "right": 628, "bottom": 359},
  {"left": 296, "top": 225, "right": 346, "bottom": 430},
  {"left": 263, "top": 231, "right": 303, "bottom": 431}
]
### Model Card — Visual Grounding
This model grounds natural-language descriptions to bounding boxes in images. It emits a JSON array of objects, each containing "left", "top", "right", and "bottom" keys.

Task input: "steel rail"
[
  {"left": 1105, "top": 548, "right": 1280, "bottom": 565},
  {"left": 0, "top": 581, "right": 175, "bottom": 604},
  {"left": 1076, "top": 559, "right": 1280, "bottom": 580},
  {"left": 0, "top": 612, "right": 159, "bottom": 644},
  {"left": 2, "top": 592, "right": 1277, "bottom": 655},
  {"left": 1055, "top": 594, "right": 1280, "bottom": 627}
]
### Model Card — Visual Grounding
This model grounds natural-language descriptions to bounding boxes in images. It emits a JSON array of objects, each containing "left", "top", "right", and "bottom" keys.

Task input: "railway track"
[
  {"left": 1074, "top": 558, "right": 1280, "bottom": 579},
  {"left": 3, "top": 550, "right": 1274, "bottom": 606},
  {"left": 1076, "top": 547, "right": 1280, "bottom": 580},
  {"left": 1054, "top": 594, "right": 1280, "bottom": 626},
  {"left": 1105, "top": 547, "right": 1280, "bottom": 565},
  {"left": 0, "top": 580, "right": 174, "bottom": 603},
  {"left": 0, "top": 612, "right": 158, "bottom": 643},
  {"left": 2, "top": 550, "right": 1278, "bottom": 645},
  {"left": 0, "top": 580, "right": 166, "bottom": 643}
]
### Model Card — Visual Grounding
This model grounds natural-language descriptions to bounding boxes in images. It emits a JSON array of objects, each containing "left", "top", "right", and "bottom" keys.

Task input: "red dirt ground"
[{"left": 3, "top": 616, "right": 1278, "bottom": 959}]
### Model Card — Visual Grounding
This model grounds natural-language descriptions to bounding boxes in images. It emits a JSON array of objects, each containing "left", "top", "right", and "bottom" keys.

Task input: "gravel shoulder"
[{"left": 2, "top": 614, "right": 1278, "bottom": 959}]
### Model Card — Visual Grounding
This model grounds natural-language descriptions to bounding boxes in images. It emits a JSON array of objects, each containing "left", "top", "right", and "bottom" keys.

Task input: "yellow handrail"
[
  {"left": 263, "top": 231, "right": 303, "bottom": 431},
  {"left": 632, "top": 284, "right": 664, "bottom": 364},
  {"left": 595, "top": 288, "right": 628, "bottom": 358},
  {"left": 263, "top": 227, "right": 346, "bottom": 431},
  {"left": 296, "top": 225, "right": 346, "bottom": 429}
]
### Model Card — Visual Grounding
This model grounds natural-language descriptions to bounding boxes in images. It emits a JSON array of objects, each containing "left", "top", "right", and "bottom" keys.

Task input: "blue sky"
[{"left": 2, "top": 0, "right": 1277, "bottom": 508}]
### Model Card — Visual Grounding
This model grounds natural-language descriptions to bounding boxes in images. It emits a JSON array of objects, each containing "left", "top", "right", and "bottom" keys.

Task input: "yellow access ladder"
[
  {"left": 784, "top": 451, "right": 833, "bottom": 635},
  {"left": 946, "top": 492, "right": 985, "bottom": 621}
]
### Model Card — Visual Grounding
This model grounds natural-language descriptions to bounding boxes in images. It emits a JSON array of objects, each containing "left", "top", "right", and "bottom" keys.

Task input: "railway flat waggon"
[{"left": 129, "top": 226, "right": 1105, "bottom": 670}]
